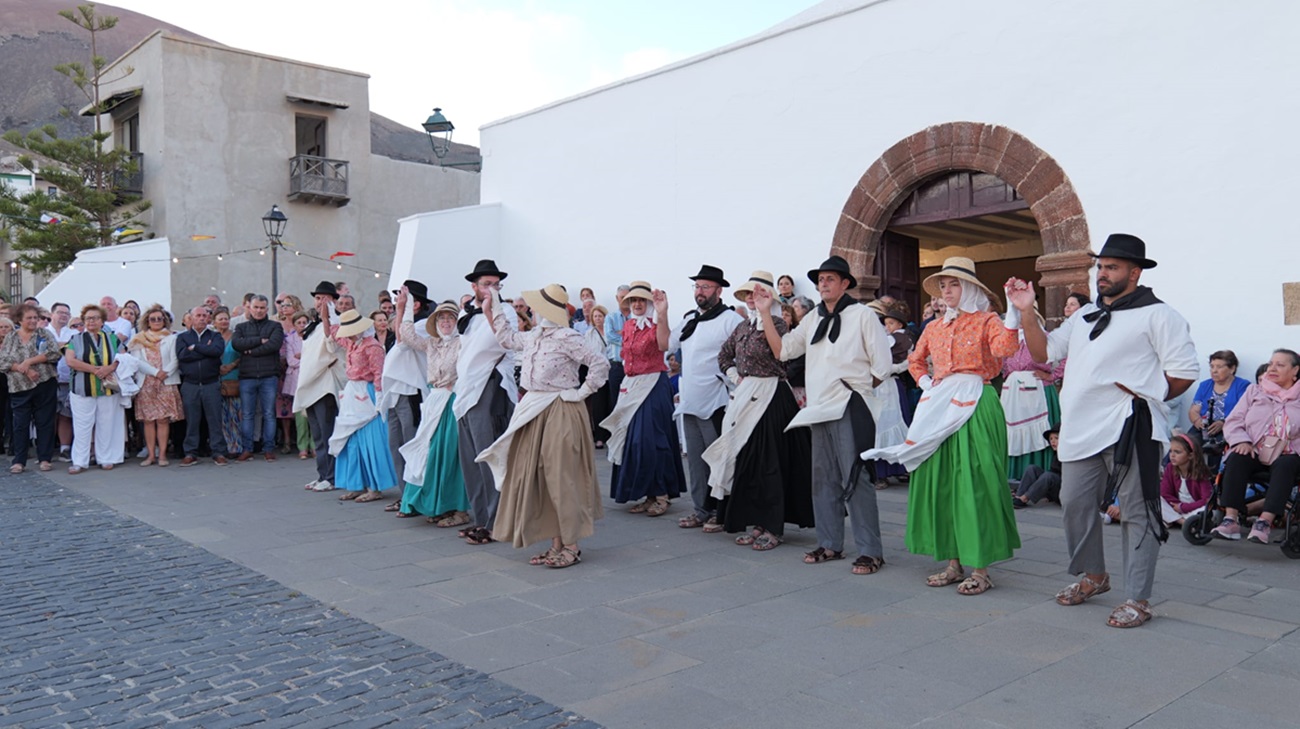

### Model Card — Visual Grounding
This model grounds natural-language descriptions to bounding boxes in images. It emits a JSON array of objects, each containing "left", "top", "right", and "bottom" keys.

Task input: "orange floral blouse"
[{"left": 908, "top": 310, "right": 1019, "bottom": 384}]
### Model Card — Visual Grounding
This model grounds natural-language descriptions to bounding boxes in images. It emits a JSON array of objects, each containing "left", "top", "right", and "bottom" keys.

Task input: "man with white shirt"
[
  {"left": 1012, "top": 233, "right": 1198, "bottom": 629},
  {"left": 661, "top": 265, "right": 743, "bottom": 530},
  {"left": 99, "top": 296, "right": 134, "bottom": 341},
  {"left": 294, "top": 281, "right": 348, "bottom": 491},
  {"left": 753, "top": 256, "right": 892, "bottom": 575},
  {"left": 455, "top": 259, "right": 518, "bottom": 546}
]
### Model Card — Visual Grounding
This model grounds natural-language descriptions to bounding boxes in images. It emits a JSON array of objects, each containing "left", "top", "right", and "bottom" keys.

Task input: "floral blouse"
[
  {"left": 621, "top": 322, "right": 667, "bottom": 376},
  {"left": 0, "top": 329, "right": 61, "bottom": 393},
  {"left": 909, "top": 310, "right": 1019, "bottom": 384},
  {"left": 330, "top": 327, "right": 385, "bottom": 386},
  {"left": 400, "top": 317, "right": 460, "bottom": 389},
  {"left": 719, "top": 318, "right": 787, "bottom": 379},
  {"left": 493, "top": 314, "right": 609, "bottom": 393}
]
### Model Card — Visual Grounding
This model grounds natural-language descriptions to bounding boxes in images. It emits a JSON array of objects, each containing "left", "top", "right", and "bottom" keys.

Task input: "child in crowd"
[
  {"left": 1012, "top": 427, "right": 1061, "bottom": 509},
  {"left": 1159, "top": 433, "right": 1214, "bottom": 526}
]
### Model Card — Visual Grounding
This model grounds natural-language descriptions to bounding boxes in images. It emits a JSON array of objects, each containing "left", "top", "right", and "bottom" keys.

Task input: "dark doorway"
[{"left": 295, "top": 115, "right": 327, "bottom": 157}]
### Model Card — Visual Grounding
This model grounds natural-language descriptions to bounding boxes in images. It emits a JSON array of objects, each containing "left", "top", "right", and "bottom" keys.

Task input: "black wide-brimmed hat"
[
  {"left": 1093, "top": 233, "right": 1157, "bottom": 269},
  {"left": 403, "top": 279, "right": 431, "bottom": 303},
  {"left": 311, "top": 280, "right": 339, "bottom": 299},
  {"left": 464, "top": 259, "right": 508, "bottom": 283},
  {"left": 688, "top": 264, "right": 730, "bottom": 288},
  {"left": 806, "top": 255, "right": 857, "bottom": 290},
  {"left": 1043, "top": 427, "right": 1060, "bottom": 444}
]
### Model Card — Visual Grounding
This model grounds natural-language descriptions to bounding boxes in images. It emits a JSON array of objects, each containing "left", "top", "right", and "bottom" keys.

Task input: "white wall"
[
  {"left": 37, "top": 238, "right": 172, "bottom": 313},
  {"left": 391, "top": 203, "right": 502, "bottom": 303},
  {"left": 471, "top": 0, "right": 1300, "bottom": 376}
]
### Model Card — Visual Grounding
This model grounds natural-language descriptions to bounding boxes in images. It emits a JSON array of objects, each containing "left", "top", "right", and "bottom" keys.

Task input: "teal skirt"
[
  {"left": 906, "top": 385, "right": 1021, "bottom": 569},
  {"left": 1007, "top": 384, "right": 1060, "bottom": 481},
  {"left": 400, "top": 394, "right": 469, "bottom": 517}
]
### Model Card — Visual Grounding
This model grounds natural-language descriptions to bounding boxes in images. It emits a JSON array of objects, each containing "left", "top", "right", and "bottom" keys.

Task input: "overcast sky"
[{"left": 106, "top": 0, "right": 817, "bottom": 146}]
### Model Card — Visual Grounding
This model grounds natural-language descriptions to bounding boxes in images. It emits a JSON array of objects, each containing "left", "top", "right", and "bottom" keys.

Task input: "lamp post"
[
  {"left": 261, "top": 204, "right": 288, "bottom": 300},
  {"left": 422, "top": 107, "right": 455, "bottom": 159}
]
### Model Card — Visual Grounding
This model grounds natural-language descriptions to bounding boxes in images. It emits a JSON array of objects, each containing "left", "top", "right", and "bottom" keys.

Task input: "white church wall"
[{"left": 390, "top": 203, "right": 502, "bottom": 303}]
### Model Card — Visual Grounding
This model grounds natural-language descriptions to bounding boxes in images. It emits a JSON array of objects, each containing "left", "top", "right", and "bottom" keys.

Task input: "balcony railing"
[
  {"left": 288, "top": 154, "right": 350, "bottom": 206},
  {"left": 112, "top": 151, "right": 143, "bottom": 198}
]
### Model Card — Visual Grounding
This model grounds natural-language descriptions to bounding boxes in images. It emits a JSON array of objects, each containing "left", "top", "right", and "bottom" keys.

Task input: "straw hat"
[
  {"left": 335, "top": 309, "right": 372, "bottom": 338},
  {"left": 733, "top": 270, "right": 775, "bottom": 302},
  {"left": 624, "top": 281, "right": 653, "bottom": 302},
  {"left": 522, "top": 284, "right": 571, "bottom": 327},
  {"left": 866, "top": 299, "right": 889, "bottom": 317},
  {"left": 922, "top": 256, "right": 1001, "bottom": 310},
  {"left": 425, "top": 301, "right": 461, "bottom": 337}
]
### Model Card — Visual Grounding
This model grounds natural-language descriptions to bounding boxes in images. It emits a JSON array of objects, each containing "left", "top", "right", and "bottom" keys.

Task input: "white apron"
[
  {"left": 861, "top": 373, "right": 985, "bottom": 472},
  {"left": 376, "top": 341, "right": 428, "bottom": 413},
  {"left": 328, "top": 380, "right": 381, "bottom": 457},
  {"left": 1001, "top": 370, "right": 1051, "bottom": 457},
  {"left": 703, "top": 376, "right": 780, "bottom": 500},
  {"left": 476, "top": 391, "right": 563, "bottom": 491},
  {"left": 873, "top": 376, "right": 908, "bottom": 449},
  {"left": 398, "top": 387, "right": 452, "bottom": 485},
  {"left": 598, "top": 372, "right": 661, "bottom": 466}
]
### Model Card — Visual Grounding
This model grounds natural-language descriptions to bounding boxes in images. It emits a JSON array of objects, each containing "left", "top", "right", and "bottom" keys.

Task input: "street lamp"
[
  {"left": 261, "top": 204, "right": 288, "bottom": 299},
  {"left": 422, "top": 107, "right": 455, "bottom": 159}
]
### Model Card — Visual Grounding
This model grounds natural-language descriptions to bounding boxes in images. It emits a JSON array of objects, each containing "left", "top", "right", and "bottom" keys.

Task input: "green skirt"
[
  {"left": 906, "top": 385, "right": 1021, "bottom": 569},
  {"left": 1007, "top": 383, "right": 1060, "bottom": 481},
  {"left": 400, "top": 394, "right": 469, "bottom": 517}
]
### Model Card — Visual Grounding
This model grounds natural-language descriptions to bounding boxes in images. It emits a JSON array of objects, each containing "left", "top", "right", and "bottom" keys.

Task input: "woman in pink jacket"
[{"left": 1211, "top": 348, "right": 1300, "bottom": 544}]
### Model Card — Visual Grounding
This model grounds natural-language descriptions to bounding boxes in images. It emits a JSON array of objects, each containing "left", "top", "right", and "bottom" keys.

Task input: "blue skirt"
[
  {"left": 610, "top": 373, "right": 686, "bottom": 503},
  {"left": 337, "top": 383, "right": 398, "bottom": 492}
]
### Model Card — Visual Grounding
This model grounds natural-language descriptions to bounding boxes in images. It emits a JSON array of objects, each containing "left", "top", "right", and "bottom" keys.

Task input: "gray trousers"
[
  {"left": 180, "top": 382, "right": 226, "bottom": 457},
  {"left": 305, "top": 396, "right": 338, "bottom": 483},
  {"left": 1061, "top": 446, "right": 1160, "bottom": 601},
  {"left": 457, "top": 378, "right": 514, "bottom": 529},
  {"left": 387, "top": 394, "right": 419, "bottom": 487},
  {"left": 682, "top": 412, "right": 722, "bottom": 520},
  {"left": 810, "top": 415, "right": 882, "bottom": 558}
]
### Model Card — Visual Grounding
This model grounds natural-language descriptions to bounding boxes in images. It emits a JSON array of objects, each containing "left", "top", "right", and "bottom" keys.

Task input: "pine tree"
[{"left": 0, "top": 3, "right": 150, "bottom": 274}]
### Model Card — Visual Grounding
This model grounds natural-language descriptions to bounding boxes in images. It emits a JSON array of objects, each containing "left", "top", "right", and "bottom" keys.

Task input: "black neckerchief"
[
  {"left": 1082, "top": 286, "right": 1162, "bottom": 340},
  {"left": 1102, "top": 399, "right": 1167, "bottom": 545},
  {"left": 457, "top": 300, "right": 482, "bottom": 335},
  {"left": 679, "top": 300, "right": 729, "bottom": 342},
  {"left": 811, "top": 295, "right": 858, "bottom": 345}
]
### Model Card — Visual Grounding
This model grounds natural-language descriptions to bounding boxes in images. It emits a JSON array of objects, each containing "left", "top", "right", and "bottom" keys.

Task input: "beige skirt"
[{"left": 492, "top": 399, "right": 604, "bottom": 548}]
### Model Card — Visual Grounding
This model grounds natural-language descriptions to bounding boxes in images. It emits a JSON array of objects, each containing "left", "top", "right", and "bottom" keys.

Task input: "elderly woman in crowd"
[
  {"left": 601, "top": 281, "right": 686, "bottom": 516},
  {"left": 583, "top": 304, "right": 612, "bottom": 449},
  {"left": 1211, "top": 348, "right": 1300, "bottom": 544},
  {"left": 0, "top": 304, "right": 61, "bottom": 472},
  {"left": 214, "top": 307, "right": 243, "bottom": 456},
  {"left": 865, "top": 257, "right": 1021, "bottom": 595},
  {"left": 394, "top": 293, "right": 470, "bottom": 526},
  {"left": 478, "top": 284, "right": 609, "bottom": 568},
  {"left": 329, "top": 309, "right": 397, "bottom": 503},
  {"left": 703, "top": 271, "right": 812, "bottom": 551},
  {"left": 0, "top": 316, "right": 11, "bottom": 456},
  {"left": 128, "top": 306, "right": 183, "bottom": 466},
  {"left": 64, "top": 304, "right": 126, "bottom": 474},
  {"left": 1187, "top": 349, "right": 1251, "bottom": 469}
]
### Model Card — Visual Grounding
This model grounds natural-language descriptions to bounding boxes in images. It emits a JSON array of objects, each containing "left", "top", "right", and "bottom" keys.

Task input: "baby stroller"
[{"left": 1182, "top": 461, "right": 1300, "bottom": 558}]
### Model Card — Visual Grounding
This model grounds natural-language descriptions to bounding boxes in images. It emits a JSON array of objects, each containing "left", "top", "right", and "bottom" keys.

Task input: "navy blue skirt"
[{"left": 610, "top": 373, "right": 685, "bottom": 503}]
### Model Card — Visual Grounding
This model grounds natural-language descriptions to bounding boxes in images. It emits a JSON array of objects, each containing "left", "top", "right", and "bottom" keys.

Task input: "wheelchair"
[{"left": 1182, "top": 462, "right": 1300, "bottom": 559}]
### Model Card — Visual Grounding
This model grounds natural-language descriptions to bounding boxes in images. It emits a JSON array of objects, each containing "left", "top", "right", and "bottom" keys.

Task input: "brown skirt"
[{"left": 492, "top": 399, "right": 603, "bottom": 548}]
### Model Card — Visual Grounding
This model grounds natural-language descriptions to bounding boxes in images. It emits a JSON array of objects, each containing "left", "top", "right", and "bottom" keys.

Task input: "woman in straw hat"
[
  {"left": 475, "top": 284, "right": 609, "bottom": 568},
  {"left": 600, "top": 281, "right": 685, "bottom": 516},
  {"left": 328, "top": 309, "right": 398, "bottom": 503},
  {"left": 392, "top": 290, "right": 471, "bottom": 526},
  {"left": 863, "top": 256, "right": 1021, "bottom": 595},
  {"left": 702, "top": 271, "right": 813, "bottom": 550}
]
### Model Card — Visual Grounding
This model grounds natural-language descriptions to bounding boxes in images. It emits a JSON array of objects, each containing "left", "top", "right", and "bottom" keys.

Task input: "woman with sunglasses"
[{"left": 128, "top": 306, "right": 183, "bottom": 466}]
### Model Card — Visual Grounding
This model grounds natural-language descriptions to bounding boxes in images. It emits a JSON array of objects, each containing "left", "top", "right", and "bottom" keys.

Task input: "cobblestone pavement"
[{"left": 0, "top": 473, "right": 597, "bottom": 729}]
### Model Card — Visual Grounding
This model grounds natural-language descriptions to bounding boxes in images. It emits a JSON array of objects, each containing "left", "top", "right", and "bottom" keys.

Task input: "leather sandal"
[
  {"left": 956, "top": 573, "right": 994, "bottom": 595},
  {"left": 544, "top": 546, "right": 581, "bottom": 569},
  {"left": 851, "top": 555, "right": 885, "bottom": 575},
  {"left": 628, "top": 497, "right": 653, "bottom": 514},
  {"left": 1055, "top": 574, "right": 1111, "bottom": 606},
  {"left": 645, "top": 498, "right": 670, "bottom": 517},
  {"left": 926, "top": 565, "right": 965, "bottom": 587},
  {"left": 1106, "top": 600, "right": 1153, "bottom": 628},
  {"left": 803, "top": 547, "right": 844, "bottom": 564}
]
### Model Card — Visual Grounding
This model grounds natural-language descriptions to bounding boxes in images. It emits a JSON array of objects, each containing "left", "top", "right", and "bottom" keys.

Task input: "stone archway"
[{"left": 830, "top": 122, "right": 1092, "bottom": 318}]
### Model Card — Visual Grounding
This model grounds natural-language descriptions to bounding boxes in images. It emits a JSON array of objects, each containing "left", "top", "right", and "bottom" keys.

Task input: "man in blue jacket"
[{"left": 177, "top": 306, "right": 229, "bottom": 466}]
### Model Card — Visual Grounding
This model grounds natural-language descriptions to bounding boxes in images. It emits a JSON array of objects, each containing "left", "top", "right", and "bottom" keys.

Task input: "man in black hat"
[
  {"left": 656, "top": 265, "right": 744, "bottom": 530},
  {"left": 453, "top": 259, "right": 518, "bottom": 545},
  {"left": 1011, "top": 233, "right": 1198, "bottom": 628},
  {"left": 752, "top": 255, "right": 893, "bottom": 575},
  {"left": 381, "top": 279, "right": 433, "bottom": 503},
  {"left": 295, "top": 281, "right": 348, "bottom": 491}
]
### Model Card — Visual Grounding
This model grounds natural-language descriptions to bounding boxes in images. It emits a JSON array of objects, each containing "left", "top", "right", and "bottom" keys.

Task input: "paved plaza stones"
[
  {"left": 0, "top": 474, "right": 594, "bottom": 728},
  {"left": 7, "top": 455, "right": 1300, "bottom": 728}
]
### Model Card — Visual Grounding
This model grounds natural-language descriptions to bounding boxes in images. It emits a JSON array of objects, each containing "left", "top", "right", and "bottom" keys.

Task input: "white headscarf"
[
  {"left": 943, "top": 282, "right": 991, "bottom": 322},
  {"left": 629, "top": 311, "right": 654, "bottom": 330}
]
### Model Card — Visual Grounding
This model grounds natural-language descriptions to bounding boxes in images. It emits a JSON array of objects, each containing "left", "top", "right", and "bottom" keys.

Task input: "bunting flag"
[
  {"left": 111, "top": 227, "right": 145, "bottom": 240},
  {"left": 39, "top": 212, "right": 62, "bottom": 224},
  {"left": 190, "top": 234, "right": 216, "bottom": 241},
  {"left": 328, "top": 251, "right": 355, "bottom": 260}
]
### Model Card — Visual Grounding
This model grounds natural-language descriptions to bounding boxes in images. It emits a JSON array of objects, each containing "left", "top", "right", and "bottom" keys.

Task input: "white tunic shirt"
[
  {"left": 1047, "top": 302, "right": 1199, "bottom": 462},
  {"left": 778, "top": 300, "right": 893, "bottom": 428},
  {"left": 452, "top": 303, "right": 518, "bottom": 420},
  {"left": 669, "top": 308, "right": 744, "bottom": 419}
]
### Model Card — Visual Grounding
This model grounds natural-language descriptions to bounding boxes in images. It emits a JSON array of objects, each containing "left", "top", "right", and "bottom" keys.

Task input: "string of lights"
[{"left": 5, "top": 241, "right": 391, "bottom": 279}]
